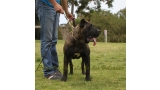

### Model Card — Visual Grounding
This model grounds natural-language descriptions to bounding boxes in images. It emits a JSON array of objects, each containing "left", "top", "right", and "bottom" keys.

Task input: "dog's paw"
[
  {"left": 85, "top": 77, "right": 92, "bottom": 81},
  {"left": 82, "top": 72, "right": 86, "bottom": 75},
  {"left": 61, "top": 77, "right": 67, "bottom": 82},
  {"left": 69, "top": 73, "right": 73, "bottom": 75}
]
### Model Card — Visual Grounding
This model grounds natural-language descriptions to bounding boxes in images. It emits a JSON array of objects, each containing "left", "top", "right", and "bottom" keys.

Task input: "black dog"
[{"left": 61, "top": 19, "right": 100, "bottom": 81}]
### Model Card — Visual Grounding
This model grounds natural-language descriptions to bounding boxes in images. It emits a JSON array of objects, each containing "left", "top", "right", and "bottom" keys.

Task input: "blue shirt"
[{"left": 41, "top": 0, "right": 61, "bottom": 7}]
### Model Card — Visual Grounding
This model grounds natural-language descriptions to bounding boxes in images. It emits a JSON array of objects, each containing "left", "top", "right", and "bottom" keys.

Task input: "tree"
[
  {"left": 35, "top": 0, "right": 116, "bottom": 40},
  {"left": 35, "top": 0, "right": 114, "bottom": 25},
  {"left": 67, "top": 0, "right": 114, "bottom": 18},
  {"left": 68, "top": 0, "right": 114, "bottom": 13},
  {"left": 88, "top": 8, "right": 126, "bottom": 42}
]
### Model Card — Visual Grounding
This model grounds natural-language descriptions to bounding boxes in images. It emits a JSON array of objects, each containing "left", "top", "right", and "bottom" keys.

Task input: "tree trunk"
[{"left": 71, "top": 0, "right": 74, "bottom": 15}]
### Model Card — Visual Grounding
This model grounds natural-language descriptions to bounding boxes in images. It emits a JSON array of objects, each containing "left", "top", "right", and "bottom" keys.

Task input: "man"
[{"left": 36, "top": 0, "right": 74, "bottom": 80}]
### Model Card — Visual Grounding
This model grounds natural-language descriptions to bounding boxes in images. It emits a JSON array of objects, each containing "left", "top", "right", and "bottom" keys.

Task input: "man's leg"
[
  {"left": 36, "top": 1, "right": 61, "bottom": 79},
  {"left": 50, "top": 13, "right": 63, "bottom": 78}
]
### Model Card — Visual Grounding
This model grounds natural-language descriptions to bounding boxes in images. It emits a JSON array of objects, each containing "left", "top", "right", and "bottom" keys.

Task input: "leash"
[
  {"left": 63, "top": 13, "right": 75, "bottom": 28},
  {"left": 63, "top": 13, "right": 77, "bottom": 41},
  {"left": 35, "top": 43, "right": 52, "bottom": 72}
]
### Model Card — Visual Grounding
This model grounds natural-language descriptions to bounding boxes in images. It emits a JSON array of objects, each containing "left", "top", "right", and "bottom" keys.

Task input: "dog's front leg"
[
  {"left": 61, "top": 56, "right": 69, "bottom": 81},
  {"left": 83, "top": 56, "right": 91, "bottom": 81},
  {"left": 81, "top": 59, "right": 85, "bottom": 75}
]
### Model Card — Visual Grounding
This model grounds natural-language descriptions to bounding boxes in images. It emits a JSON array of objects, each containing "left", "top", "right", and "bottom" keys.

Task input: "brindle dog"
[{"left": 61, "top": 19, "right": 100, "bottom": 81}]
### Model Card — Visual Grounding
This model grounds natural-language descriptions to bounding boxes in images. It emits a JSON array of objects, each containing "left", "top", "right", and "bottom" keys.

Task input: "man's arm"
[
  {"left": 61, "top": 0, "right": 74, "bottom": 20},
  {"left": 61, "top": 0, "right": 69, "bottom": 14},
  {"left": 49, "top": 0, "right": 64, "bottom": 14},
  {"left": 49, "top": 0, "right": 73, "bottom": 20}
]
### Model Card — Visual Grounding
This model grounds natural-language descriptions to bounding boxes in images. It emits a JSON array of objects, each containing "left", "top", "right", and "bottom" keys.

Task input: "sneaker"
[
  {"left": 54, "top": 69, "right": 63, "bottom": 77},
  {"left": 46, "top": 69, "right": 62, "bottom": 80}
]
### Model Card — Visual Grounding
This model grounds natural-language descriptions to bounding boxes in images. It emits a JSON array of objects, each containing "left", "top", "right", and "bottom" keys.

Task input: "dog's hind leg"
[{"left": 69, "top": 60, "right": 73, "bottom": 75}]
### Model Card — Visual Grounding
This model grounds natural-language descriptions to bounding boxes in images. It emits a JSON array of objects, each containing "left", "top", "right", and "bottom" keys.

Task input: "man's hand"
[
  {"left": 66, "top": 12, "right": 74, "bottom": 21},
  {"left": 49, "top": 0, "right": 64, "bottom": 14},
  {"left": 54, "top": 4, "right": 64, "bottom": 14}
]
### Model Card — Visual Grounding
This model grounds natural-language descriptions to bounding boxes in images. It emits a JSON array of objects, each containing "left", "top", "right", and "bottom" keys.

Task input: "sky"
[{"left": 59, "top": 0, "right": 126, "bottom": 24}]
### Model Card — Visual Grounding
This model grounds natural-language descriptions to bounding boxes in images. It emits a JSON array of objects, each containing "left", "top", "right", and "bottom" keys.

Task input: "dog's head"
[{"left": 79, "top": 19, "right": 100, "bottom": 46}]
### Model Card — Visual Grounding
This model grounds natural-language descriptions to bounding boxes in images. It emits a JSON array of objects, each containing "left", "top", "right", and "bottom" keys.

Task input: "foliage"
[
  {"left": 35, "top": 0, "right": 114, "bottom": 25},
  {"left": 84, "top": 8, "right": 126, "bottom": 42},
  {"left": 35, "top": 0, "right": 126, "bottom": 42},
  {"left": 68, "top": 0, "right": 114, "bottom": 13}
]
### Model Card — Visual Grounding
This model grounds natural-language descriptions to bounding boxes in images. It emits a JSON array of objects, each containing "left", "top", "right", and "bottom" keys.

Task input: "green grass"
[{"left": 35, "top": 40, "right": 126, "bottom": 90}]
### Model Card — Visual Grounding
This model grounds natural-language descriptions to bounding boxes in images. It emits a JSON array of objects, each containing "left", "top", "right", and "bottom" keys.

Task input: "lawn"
[{"left": 35, "top": 40, "right": 126, "bottom": 90}]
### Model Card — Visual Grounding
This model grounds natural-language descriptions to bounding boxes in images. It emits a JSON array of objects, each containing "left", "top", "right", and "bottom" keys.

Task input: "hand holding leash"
[{"left": 64, "top": 12, "right": 75, "bottom": 28}]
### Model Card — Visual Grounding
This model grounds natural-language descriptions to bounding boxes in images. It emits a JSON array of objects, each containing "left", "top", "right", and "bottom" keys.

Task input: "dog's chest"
[
  {"left": 72, "top": 52, "right": 81, "bottom": 59},
  {"left": 73, "top": 44, "right": 86, "bottom": 52},
  {"left": 72, "top": 45, "right": 85, "bottom": 59}
]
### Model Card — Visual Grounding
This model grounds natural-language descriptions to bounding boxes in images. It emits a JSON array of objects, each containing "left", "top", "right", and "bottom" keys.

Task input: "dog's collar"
[
  {"left": 70, "top": 27, "right": 86, "bottom": 42},
  {"left": 71, "top": 30, "right": 77, "bottom": 41}
]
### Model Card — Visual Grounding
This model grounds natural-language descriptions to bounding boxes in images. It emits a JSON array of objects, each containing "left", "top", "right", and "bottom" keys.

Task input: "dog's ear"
[{"left": 80, "top": 19, "right": 86, "bottom": 28}]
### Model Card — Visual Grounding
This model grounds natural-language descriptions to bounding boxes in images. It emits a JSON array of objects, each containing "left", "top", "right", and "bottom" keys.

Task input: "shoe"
[
  {"left": 54, "top": 69, "right": 63, "bottom": 77},
  {"left": 46, "top": 69, "right": 62, "bottom": 80}
]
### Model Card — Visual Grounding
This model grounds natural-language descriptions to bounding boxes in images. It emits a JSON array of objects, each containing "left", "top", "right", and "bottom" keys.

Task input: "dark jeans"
[{"left": 36, "top": 0, "right": 60, "bottom": 77}]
